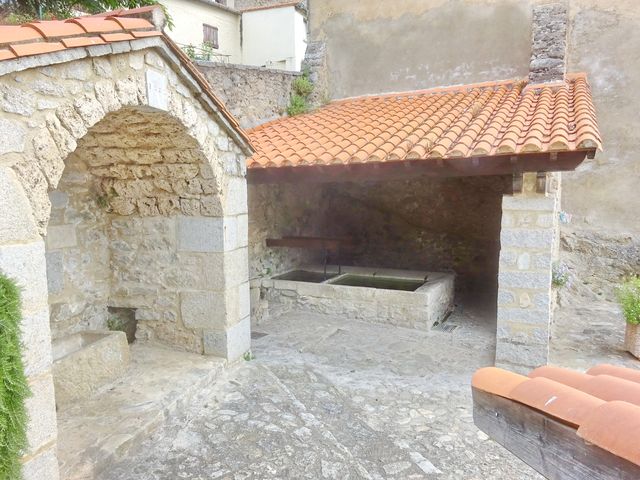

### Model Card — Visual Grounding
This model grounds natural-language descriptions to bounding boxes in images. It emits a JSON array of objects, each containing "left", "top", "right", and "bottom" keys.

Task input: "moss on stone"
[{"left": 0, "top": 273, "right": 30, "bottom": 480}]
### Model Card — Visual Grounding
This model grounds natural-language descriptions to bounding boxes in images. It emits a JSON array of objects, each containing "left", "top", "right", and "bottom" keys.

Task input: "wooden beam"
[
  {"left": 266, "top": 236, "right": 356, "bottom": 252},
  {"left": 247, "top": 151, "right": 593, "bottom": 185},
  {"left": 472, "top": 388, "right": 640, "bottom": 480}
]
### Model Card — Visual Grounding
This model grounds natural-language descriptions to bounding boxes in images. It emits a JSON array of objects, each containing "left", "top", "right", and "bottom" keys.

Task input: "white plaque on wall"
[{"left": 146, "top": 69, "right": 168, "bottom": 111}]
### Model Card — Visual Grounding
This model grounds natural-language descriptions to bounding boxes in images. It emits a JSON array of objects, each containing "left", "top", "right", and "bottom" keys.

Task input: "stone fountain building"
[{"left": 0, "top": 8, "right": 252, "bottom": 478}]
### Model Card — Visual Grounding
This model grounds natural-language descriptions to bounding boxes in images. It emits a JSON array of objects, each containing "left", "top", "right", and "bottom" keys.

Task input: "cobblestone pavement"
[
  {"left": 101, "top": 302, "right": 545, "bottom": 480},
  {"left": 551, "top": 301, "right": 639, "bottom": 370}
]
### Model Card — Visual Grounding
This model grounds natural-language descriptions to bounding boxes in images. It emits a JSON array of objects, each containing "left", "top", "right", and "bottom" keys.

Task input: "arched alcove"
[{"left": 46, "top": 106, "right": 223, "bottom": 353}]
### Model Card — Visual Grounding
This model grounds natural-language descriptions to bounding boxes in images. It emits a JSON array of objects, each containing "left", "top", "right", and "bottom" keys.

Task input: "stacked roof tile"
[
  {"left": 248, "top": 74, "right": 601, "bottom": 169},
  {"left": 0, "top": 15, "right": 162, "bottom": 59},
  {"left": 473, "top": 364, "right": 640, "bottom": 466}
]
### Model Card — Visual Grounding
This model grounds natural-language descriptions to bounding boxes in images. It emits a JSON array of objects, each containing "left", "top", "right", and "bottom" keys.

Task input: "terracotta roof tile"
[
  {"left": 578, "top": 401, "right": 640, "bottom": 466},
  {"left": 10, "top": 41, "right": 65, "bottom": 57},
  {"left": 100, "top": 32, "right": 135, "bottom": 42},
  {"left": 509, "top": 377, "right": 605, "bottom": 427},
  {"left": 61, "top": 36, "right": 106, "bottom": 48},
  {"left": 26, "top": 20, "right": 86, "bottom": 38},
  {"left": 471, "top": 366, "right": 528, "bottom": 397},
  {"left": 0, "top": 25, "right": 43, "bottom": 43},
  {"left": 249, "top": 74, "right": 600, "bottom": 170},
  {"left": 473, "top": 364, "right": 640, "bottom": 467},
  {"left": 587, "top": 364, "right": 640, "bottom": 384},
  {"left": 0, "top": 9, "right": 252, "bottom": 152},
  {"left": 529, "top": 365, "right": 593, "bottom": 390},
  {"left": 67, "top": 17, "right": 123, "bottom": 33}
]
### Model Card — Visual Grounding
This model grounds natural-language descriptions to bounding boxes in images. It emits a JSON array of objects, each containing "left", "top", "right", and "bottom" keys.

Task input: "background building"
[{"left": 161, "top": 0, "right": 308, "bottom": 71}]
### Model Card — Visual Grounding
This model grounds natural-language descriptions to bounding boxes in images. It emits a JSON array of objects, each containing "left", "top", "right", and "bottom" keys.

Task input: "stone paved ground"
[
  {"left": 101, "top": 302, "right": 545, "bottom": 480},
  {"left": 551, "top": 301, "right": 639, "bottom": 371}
]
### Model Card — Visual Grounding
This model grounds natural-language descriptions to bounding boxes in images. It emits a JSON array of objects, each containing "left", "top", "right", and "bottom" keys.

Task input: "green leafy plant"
[
  {"left": 243, "top": 351, "right": 255, "bottom": 361},
  {"left": 292, "top": 74, "right": 314, "bottom": 97},
  {"left": 287, "top": 70, "right": 314, "bottom": 117},
  {"left": 0, "top": 273, "right": 31, "bottom": 480},
  {"left": 107, "top": 316, "right": 126, "bottom": 332},
  {"left": 617, "top": 277, "right": 640, "bottom": 325},
  {"left": 551, "top": 262, "right": 569, "bottom": 288},
  {"left": 287, "top": 94, "right": 308, "bottom": 116},
  {"left": 183, "top": 44, "right": 196, "bottom": 60}
]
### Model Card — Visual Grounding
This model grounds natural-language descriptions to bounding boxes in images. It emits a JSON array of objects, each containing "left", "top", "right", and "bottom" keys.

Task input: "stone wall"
[
  {"left": 529, "top": 2, "right": 568, "bottom": 83},
  {"left": 196, "top": 61, "right": 299, "bottom": 129},
  {"left": 559, "top": 0, "right": 640, "bottom": 306},
  {"left": 46, "top": 147, "right": 111, "bottom": 340},
  {"left": 320, "top": 176, "right": 511, "bottom": 293},
  {"left": 307, "top": 0, "right": 640, "bottom": 314},
  {"left": 248, "top": 182, "right": 326, "bottom": 322},
  {"left": 0, "top": 38, "right": 253, "bottom": 480},
  {"left": 307, "top": 0, "right": 531, "bottom": 99}
]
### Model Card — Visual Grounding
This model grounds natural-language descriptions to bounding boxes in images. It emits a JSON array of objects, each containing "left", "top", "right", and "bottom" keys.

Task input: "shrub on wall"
[
  {"left": 617, "top": 277, "right": 640, "bottom": 325},
  {"left": 0, "top": 273, "right": 30, "bottom": 480},
  {"left": 287, "top": 71, "right": 314, "bottom": 116}
]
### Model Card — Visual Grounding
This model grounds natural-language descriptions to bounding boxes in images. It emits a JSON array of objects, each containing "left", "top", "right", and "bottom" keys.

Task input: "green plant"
[
  {"left": 292, "top": 75, "right": 314, "bottom": 97},
  {"left": 243, "top": 351, "right": 255, "bottom": 361},
  {"left": 287, "top": 94, "right": 308, "bottom": 116},
  {"left": 0, "top": 273, "right": 30, "bottom": 480},
  {"left": 287, "top": 71, "right": 314, "bottom": 117},
  {"left": 551, "top": 262, "right": 569, "bottom": 288},
  {"left": 183, "top": 44, "right": 196, "bottom": 60},
  {"left": 617, "top": 277, "right": 640, "bottom": 325},
  {"left": 107, "top": 316, "right": 126, "bottom": 332}
]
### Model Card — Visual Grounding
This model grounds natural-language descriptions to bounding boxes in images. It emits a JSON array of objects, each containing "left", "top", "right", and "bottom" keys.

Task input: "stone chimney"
[{"left": 528, "top": 2, "right": 569, "bottom": 83}]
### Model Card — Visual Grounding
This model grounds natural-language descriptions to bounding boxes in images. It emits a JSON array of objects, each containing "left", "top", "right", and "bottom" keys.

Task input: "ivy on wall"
[{"left": 0, "top": 273, "right": 30, "bottom": 480}]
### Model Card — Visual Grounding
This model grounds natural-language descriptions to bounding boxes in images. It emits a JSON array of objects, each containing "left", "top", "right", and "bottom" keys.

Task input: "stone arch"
[{"left": 0, "top": 47, "right": 250, "bottom": 478}]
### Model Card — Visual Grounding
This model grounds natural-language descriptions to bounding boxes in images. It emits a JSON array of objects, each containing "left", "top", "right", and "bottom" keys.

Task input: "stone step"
[{"left": 57, "top": 344, "right": 226, "bottom": 480}]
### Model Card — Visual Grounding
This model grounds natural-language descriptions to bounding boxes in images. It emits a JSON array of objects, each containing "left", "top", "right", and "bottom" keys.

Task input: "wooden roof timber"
[
  {"left": 247, "top": 150, "right": 593, "bottom": 185},
  {"left": 473, "top": 387, "right": 640, "bottom": 479}
]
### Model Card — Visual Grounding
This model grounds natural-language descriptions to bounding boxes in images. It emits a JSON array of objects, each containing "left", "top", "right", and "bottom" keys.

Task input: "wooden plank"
[
  {"left": 472, "top": 388, "right": 640, "bottom": 480},
  {"left": 247, "top": 151, "right": 593, "bottom": 185},
  {"left": 266, "top": 236, "right": 356, "bottom": 251}
]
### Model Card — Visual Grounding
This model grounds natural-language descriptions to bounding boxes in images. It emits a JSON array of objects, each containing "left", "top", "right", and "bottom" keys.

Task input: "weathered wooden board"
[
  {"left": 472, "top": 387, "right": 640, "bottom": 480},
  {"left": 248, "top": 151, "right": 592, "bottom": 184},
  {"left": 266, "top": 236, "right": 355, "bottom": 251}
]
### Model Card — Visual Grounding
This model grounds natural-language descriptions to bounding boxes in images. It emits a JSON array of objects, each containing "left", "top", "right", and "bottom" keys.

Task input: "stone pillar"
[
  {"left": 301, "top": 41, "right": 329, "bottom": 107},
  {"left": 529, "top": 1, "right": 568, "bottom": 84},
  {"left": 0, "top": 168, "right": 59, "bottom": 480},
  {"left": 495, "top": 172, "right": 560, "bottom": 373},
  {"left": 178, "top": 176, "right": 251, "bottom": 362}
]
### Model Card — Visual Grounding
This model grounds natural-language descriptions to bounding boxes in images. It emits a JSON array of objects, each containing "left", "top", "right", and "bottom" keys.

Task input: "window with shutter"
[{"left": 203, "top": 24, "right": 219, "bottom": 49}]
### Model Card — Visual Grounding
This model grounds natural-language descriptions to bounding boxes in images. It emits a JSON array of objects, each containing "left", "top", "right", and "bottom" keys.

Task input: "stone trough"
[
  {"left": 52, "top": 331, "right": 130, "bottom": 408},
  {"left": 262, "top": 265, "right": 455, "bottom": 330}
]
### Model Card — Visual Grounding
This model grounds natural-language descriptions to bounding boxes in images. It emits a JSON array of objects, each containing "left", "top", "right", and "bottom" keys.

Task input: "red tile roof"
[
  {"left": 473, "top": 364, "right": 640, "bottom": 466},
  {"left": 0, "top": 10, "right": 252, "bottom": 151},
  {"left": 247, "top": 74, "right": 601, "bottom": 169}
]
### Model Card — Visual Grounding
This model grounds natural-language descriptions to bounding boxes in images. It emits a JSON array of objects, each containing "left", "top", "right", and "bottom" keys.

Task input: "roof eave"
[{"left": 246, "top": 150, "right": 595, "bottom": 184}]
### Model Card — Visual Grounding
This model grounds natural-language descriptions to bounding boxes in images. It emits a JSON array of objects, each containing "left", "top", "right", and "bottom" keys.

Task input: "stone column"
[
  {"left": 0, "top": 168, "right": 59, "bottom": 480},
  {"left": 178, "top": 176, "right": 251, "bottom": 362},
  {"left": 495, "top": 172, "right": 560, "bottom": 373},
  {"left": 529, "top": 1, "right": 568, "bottom": 84}
]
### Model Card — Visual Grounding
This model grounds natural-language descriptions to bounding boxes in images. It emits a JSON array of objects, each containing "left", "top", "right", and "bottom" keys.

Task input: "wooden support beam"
[
  {"left": 266, "top": 236, "right": 356, "bottom": 252},
  {"left": 472, "top": 388, "right": 640, "bottom": 480},
  {"left": 247, "top": 151, "right": 593, "bottom": 185}
]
